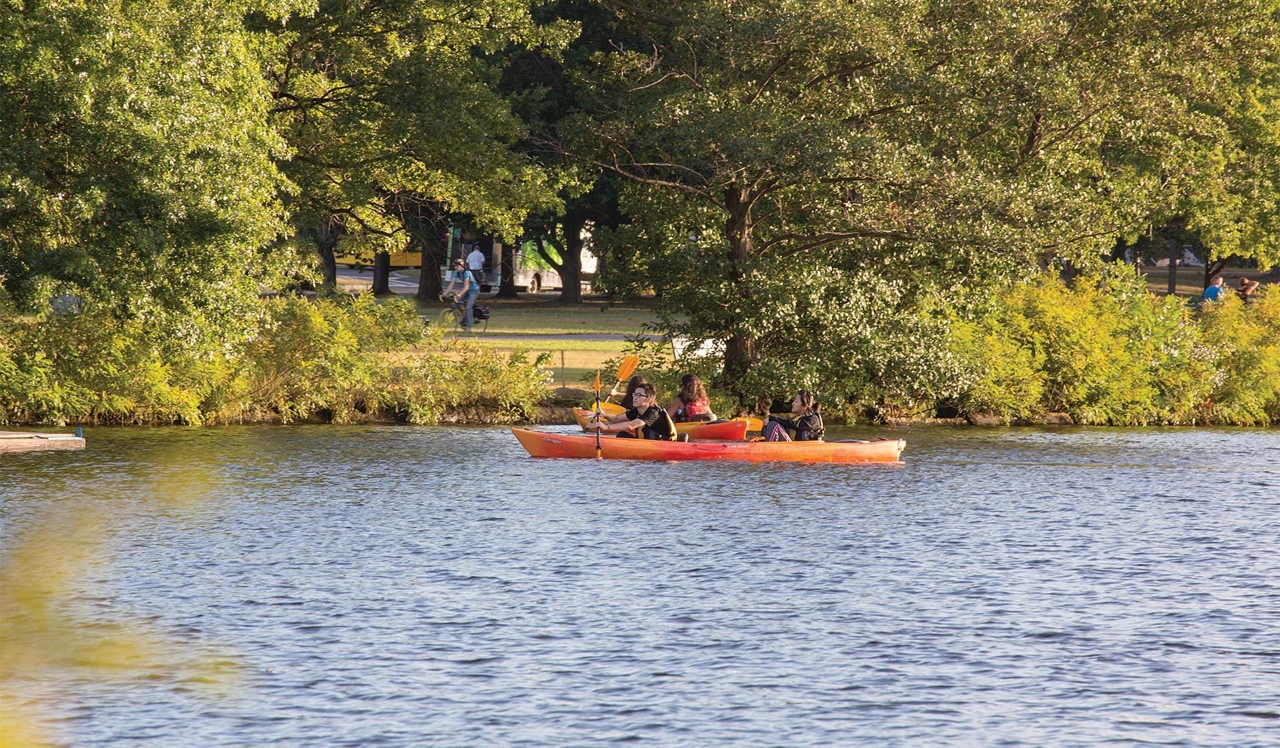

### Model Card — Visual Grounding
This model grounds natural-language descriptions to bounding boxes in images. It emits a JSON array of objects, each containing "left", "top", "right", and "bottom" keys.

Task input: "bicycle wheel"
[{"left": 436, "top": 308, "right": 461, "bottom": 332}]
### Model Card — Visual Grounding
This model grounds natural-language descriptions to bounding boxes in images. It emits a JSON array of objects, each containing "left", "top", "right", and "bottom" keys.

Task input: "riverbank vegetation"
[
  {"left": 627, "top": 270, "right": 1280, "bottom": 426},
  {"left": 4, "top": 0, "right": 1280, "bottom": 428},
  {"left": 0, "top": 296, "right": 549, "bottom": 426}
]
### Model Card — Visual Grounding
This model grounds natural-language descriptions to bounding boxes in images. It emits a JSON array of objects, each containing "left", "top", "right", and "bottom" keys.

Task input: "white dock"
[{"left": 0, "top": 431, "right": 86, "bottom": 454}]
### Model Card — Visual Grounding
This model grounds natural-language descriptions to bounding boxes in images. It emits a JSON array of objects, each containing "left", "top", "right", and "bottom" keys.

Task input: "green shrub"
[
  {"left": 949, "top": 316, "right": 1044, "bottom": 422},
  {"left": 0, "top": 295, "right": 552, "bottom": 426},
  {"left": 948, "top": 268, "right": 1260, "bottom": 425},
  {"left": 1198, "top": 287, "right": 1280, "bottom": 425}
]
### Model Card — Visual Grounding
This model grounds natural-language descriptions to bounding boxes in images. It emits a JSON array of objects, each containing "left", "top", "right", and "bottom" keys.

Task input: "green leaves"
[
  {"left": 270, "top": 0, "right": 570, "bottom": 262},
  {"left": 1, "top": 0, "right": 294, "bottom": 344},
  {"left": 575, "top": 0, "right": 1280, "bottom": 395}
]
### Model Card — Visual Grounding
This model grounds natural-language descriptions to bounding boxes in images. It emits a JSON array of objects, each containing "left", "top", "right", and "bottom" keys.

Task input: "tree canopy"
[
  {"left": 1, "top": 0, "right": 303, "bottom": 346},
  {"left": 5, "top": 0, "right": 1280, "bottom": 408},
  {"left": 562, "top": 0, "right": 1280, "bottom": 398}
]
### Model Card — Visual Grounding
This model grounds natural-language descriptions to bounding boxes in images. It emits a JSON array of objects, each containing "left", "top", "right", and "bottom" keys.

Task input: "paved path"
[
  {"left": 469, "top": 334, "right": 660, "bottom": 342},
  {"left": 336, "top": 267, "right": 419, "bottom": 294}
]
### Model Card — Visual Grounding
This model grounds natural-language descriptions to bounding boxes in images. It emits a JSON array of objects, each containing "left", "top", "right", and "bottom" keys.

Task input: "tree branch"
[
  {"left": 597, "top": 0, "right": 678, "bottom": 27},
  {"left": 744, "top": 52, "right": 794, "bottom": 107},
  {"left": 761, "top": 230, "right": 910, "bottom": 257}
]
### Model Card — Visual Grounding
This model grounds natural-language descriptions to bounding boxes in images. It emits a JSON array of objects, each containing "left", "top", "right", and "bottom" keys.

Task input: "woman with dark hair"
[
  {"left": 761, "top": 391, "right": 824, "bottom": 442},
  {"left": 668, "top": 374, "right": 716, "bottom": 422},
  {"left": 611, "top": 375, "right": 648, "bottom": 404}
]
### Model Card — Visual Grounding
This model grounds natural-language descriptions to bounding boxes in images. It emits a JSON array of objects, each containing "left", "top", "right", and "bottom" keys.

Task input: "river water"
[{"left": 2, "top": 425, "right": 1279, "bottom": 746}]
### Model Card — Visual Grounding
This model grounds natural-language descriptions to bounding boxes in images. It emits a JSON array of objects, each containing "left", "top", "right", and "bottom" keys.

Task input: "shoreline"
[{"left": 6, "top": 404, "right": 1273, "bottom": 429}]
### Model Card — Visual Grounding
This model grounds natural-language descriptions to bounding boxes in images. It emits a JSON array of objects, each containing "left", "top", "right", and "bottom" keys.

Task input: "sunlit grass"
[{"left": 414, "top": 297, "right": 667, "bottom": 336}]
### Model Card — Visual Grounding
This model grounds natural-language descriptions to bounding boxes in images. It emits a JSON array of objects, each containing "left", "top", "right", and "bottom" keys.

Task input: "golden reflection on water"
[{"left": 0, "top": 464, "right": 241, "bottom": 748}]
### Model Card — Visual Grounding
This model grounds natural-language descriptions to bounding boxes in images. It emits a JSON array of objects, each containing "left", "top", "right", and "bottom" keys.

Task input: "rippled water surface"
[{"left": 3, "top": 425, "right": 1280, "bottom": 746}]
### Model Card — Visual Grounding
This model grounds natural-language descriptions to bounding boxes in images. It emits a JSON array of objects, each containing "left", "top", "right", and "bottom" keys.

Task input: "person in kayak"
[
  {"left": 610, "top": 375, "right": 647, "bottom": 403},
  {"left": 761, "top": 391, "right": 825, "bottom": 442},
  {"left": 591, "top": 383, "right": 676, "bottom": 440},
  {"left": 668, "top": 373, "right": 716, "bottom": 423}
]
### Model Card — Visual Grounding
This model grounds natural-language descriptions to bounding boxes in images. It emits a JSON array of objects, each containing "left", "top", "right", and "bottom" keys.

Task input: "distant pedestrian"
[
  {"left": 1238, "top": 277, "right": 1260, "bottom": 303},
  {"left": 466, "top": 244, "right": 486, "bottom": 281},
  {"left": 1203, "top": 276, "right": 1227, "bottom": 303}
]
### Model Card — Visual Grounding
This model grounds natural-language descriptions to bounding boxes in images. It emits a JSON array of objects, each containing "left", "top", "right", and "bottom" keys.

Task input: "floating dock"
[{"left": 0, "top": 431, "right": 86, "bottom": 454}]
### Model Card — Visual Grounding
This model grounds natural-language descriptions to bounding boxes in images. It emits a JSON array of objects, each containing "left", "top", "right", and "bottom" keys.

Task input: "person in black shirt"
[
  {"left": 590, "top": 383, "right": 676, "bottom": 440},
  {"left": 761, "top": 390, "right": 824, "bottom": 442}
]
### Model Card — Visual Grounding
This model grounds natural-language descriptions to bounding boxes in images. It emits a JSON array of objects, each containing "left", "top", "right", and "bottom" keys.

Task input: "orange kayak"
[
  {"left": 513, "top": 428, "right": 905, "bottom": 464},
  {"left": 572, "top": 408, "right": 751, "bottom": 440}
]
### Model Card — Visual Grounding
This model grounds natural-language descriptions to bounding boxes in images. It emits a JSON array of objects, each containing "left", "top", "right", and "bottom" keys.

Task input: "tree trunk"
[
  {"left": 393, "top": 199, "right": 445, "bottom": 301},
  {"left": 1166, "top": 236, "right": 1178, "bottom": 296},
  {"left": 317, "top": 215, "right": 343, "bottom": 293},
  {"left": 557, "top": 215, "right": 585, "bottom": 304},
  {"left": 372, "top": 252, "right": 392, "bottom": 295},
  {"left": 417, "top": 241, "right": 445, "bottom": 300},
  {"left": 496, "top": 241, "right": 520, "bottom": 299},
  {"left": 721, "top": 184, "right": 758, "bottom": 392},
  {"left": 1204, "top": 256, "right": 1229, "bottom": 289}
]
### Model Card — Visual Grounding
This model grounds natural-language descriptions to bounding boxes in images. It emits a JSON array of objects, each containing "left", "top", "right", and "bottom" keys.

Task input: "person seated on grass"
[
  {"left": 1238, "top": 277, "right": 1260, "bottom": 303},
  {"left": 669, "top": 373, "right": 716, "bottom": 423},
  {"left": 760, "top": 391, "right": 825, "bottom": 442},
  {"left": 591, "top": 383, "right": 676, "bottom": 440},
  {"left": 1203, "top": 275, "right": 1227, "bottom": 302}
]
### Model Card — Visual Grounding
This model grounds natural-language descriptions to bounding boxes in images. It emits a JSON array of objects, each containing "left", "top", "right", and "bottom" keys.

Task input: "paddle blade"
[
  {"left": 593, "top": 370, "right": 601, "bottom": 393},
  {"left": 615, "top": 354, "right": 640, "bottom": 383}
]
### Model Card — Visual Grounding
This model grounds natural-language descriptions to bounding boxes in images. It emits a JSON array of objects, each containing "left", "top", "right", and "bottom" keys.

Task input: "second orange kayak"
[{"left": 572, "top": 407, "right": 750, "bottom": 440}]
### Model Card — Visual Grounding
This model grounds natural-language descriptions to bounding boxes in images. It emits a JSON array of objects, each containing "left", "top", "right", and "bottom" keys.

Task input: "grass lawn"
[
  {"left": 1142, "top": 265, "right": 1280, "bottom": 299},
  {"left": 465, "top": 337, "right": 672, "bottom": 389},
  {"left": 454, "top": 297, "right": 664, "bottom": 336}
]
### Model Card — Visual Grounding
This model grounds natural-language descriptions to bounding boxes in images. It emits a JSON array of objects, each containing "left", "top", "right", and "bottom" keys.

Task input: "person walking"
[{"left": 466, "top": 244, "right": 486, "bottom": 280}]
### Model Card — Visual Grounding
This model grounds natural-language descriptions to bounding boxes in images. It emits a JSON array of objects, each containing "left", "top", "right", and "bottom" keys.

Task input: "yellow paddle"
[
  {"left": 605, "top": 355, "right": 641, "bottom": 402},
  {"left": 593, "top": 369, "right": 603, "bottom": 460}
]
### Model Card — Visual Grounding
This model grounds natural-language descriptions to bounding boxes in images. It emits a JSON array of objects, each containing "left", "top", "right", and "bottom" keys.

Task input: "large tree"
[
  {"left": 497, "top": 0, "right": 627, "bottom": 303},
  {"left": 568, "top": 0, "right": 1280, "bottom": 400},
  {"left": 0, "top": 0, "right": 300, "bottom": 346},
  {"left": 267, "top": 0, "right": 573, "bottom": 291}
]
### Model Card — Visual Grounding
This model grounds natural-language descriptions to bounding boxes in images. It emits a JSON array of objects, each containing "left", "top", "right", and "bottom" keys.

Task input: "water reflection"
[{"left": 2, "top": 425, "right": 1279, "bottom": 745}]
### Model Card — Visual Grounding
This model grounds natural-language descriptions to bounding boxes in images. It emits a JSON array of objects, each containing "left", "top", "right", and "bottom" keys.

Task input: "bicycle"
[{"left": 436, "top": 294, "right": 489, "bottom": 334}]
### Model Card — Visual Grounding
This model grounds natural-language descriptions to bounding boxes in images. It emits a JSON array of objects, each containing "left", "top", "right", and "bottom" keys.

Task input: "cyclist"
[{"left": 442, "top": 258, "right": 479, "bottom": 332}]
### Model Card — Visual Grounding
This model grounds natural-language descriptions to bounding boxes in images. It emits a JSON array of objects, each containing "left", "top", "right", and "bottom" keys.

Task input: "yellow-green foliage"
[
  {"left": 0, "top": 295, "right": 550, "bottom": 426},
  {"left": 1197, "top": 288, "right": 1280, "bottom": 425},
  {"left": 0, "top": 310, "right": 209, "bottom": 425},
  {"left": 948, "top": 316, "right": 1044, "bottom": 423},
  {"left": 950, "top": 271, "right": 1278, "bottom": 425}
]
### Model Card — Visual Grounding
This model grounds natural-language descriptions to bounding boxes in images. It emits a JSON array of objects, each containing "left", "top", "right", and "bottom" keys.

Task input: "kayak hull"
[
  {"left": 513, "top": 428, "right": 905, "bottom": 464},
  {"left": 572, "top": 408, "right": 750, "bottom": 441}
]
